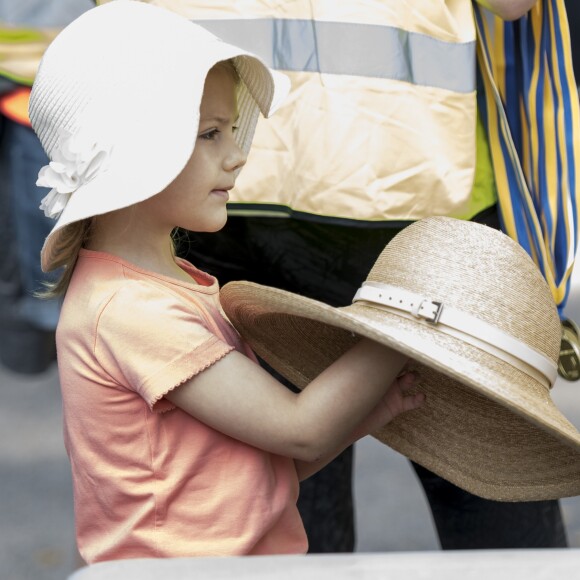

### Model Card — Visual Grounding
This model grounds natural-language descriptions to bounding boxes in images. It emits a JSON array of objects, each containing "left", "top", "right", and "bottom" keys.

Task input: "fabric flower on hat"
[{"left": 37, "top": 128, "right": 111, "bottom": 219}]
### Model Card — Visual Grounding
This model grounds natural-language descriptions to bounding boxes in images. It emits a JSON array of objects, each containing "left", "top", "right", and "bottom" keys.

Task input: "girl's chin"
[{"left": 188, "top": 215, "right": 228, "bottom": 234}]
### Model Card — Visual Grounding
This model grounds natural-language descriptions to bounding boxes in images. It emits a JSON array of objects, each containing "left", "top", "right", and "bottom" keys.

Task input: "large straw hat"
[
  {"left": 220, "top": 216, "right": 580, "bottom": 501},
  {"left": 29, "top": 0, "right": 289, "bottom": 272}
]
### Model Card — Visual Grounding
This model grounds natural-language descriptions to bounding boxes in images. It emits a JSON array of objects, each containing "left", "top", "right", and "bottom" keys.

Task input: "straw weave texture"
[{"left": 221, "top": 217, "right": 580, "bottom": 501}]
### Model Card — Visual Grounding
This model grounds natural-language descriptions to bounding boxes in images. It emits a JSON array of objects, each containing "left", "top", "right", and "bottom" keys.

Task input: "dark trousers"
[
  {"left": 0, "top": 116, "right": 58, "bottom": 374},
  {"left": 181, "top": 210, "right": 567, "bottom": 551}
]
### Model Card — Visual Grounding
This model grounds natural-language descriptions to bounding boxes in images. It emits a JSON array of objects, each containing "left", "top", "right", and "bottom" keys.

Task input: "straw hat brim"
[{"left": 221, "top": 281, "right": 580, "bottom": 501}]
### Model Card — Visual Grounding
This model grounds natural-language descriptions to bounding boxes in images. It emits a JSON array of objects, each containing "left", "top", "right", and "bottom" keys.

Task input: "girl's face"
[{"left": 142, "top": 63, "right": 246, "bottom": 233}]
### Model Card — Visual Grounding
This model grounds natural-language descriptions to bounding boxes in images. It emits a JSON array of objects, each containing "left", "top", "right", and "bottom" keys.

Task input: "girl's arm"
[
  {"left": 293, "top": 371, "right": 420, "bottom": 480},
  {"left": 166, "top": 338, "right": 423, "bottom": 465},
  {"left": 475, "top": 0, "right": 538, "bottom": 21}
]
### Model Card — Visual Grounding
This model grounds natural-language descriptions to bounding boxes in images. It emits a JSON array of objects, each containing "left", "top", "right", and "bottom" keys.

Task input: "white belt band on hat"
[{"left": 352, "top": 282, "right": 558, "bottom": 389}]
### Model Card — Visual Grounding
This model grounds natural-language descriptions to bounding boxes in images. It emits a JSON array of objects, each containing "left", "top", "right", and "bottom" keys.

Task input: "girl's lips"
[{"left": 211, "top": 189, "right": 230, "bottom": 201}]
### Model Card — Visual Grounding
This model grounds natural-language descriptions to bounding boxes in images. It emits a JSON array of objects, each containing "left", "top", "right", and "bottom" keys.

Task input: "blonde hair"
[{"left": 38, "top": 219, "right": 93, "bottom": 298}]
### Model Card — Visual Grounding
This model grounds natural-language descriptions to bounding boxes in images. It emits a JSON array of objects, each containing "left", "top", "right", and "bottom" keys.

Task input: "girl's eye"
[{"left": 199, "top": 129, "right": 220, "bottom": 141}]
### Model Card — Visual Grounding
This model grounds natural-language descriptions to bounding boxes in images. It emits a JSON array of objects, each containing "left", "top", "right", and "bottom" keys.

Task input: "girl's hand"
[{"left": 354, "top": 371, "right": 425, "bottom": 439}]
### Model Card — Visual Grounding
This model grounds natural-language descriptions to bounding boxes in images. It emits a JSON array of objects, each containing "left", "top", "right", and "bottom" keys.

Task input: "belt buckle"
[{"left": 417, "top": 299, "right": 443, "bottom": 324}]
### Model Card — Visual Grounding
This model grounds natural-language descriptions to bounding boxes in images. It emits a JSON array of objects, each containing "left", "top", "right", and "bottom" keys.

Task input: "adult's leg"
[
  {"left": 0, "top": 116, "right": 21, "bottom": 335},
  {"left": 412, "top": 463, "right": 567, "bottom": 548},
  {"left": 7, "top": 121, "right": 60, "bottom": 330},
  {"left": 2, "top": 120, "right": 59, "bottom": 373}
]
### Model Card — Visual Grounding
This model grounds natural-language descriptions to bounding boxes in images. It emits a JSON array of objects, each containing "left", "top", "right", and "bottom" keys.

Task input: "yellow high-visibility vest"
[
  {"left": 0, "top": 24, "right": 58, "bottom": 86},
  {"left": 136, "top": 0, "right": 493, "bottom": 224}
]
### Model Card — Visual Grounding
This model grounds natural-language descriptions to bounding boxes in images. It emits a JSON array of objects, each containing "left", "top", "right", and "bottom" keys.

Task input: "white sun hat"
[{"left": 29, "top": 0, "right": 290, "bottom": 272}]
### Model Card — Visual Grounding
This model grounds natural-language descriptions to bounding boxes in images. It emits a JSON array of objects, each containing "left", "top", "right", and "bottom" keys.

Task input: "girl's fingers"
[
  {"left": 394, "top": 372, "right": 425, "bottom": 412},
  {"left": 403, "top": 392, "right": 426, "bottom": 412},
  {"left": 397, "top": 371, "right": 418, "bottom": 390}
]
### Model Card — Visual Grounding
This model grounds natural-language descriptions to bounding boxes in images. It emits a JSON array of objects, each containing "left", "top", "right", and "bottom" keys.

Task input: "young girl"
[{"left": 30, "top": 1, "right": 424, "bottom": 563}]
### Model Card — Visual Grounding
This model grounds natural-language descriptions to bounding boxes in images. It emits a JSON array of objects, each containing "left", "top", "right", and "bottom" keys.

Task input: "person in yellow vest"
[
  {"left": 96, "top": 0, "right": 568, "bottom": 551},
  {"left": 0, "top": 1, "right": 92, "bottom": 373}
]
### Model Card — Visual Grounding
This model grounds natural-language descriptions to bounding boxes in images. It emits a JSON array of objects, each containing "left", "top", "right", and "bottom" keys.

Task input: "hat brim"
[
  {"left": 34, "top": 2, "right": 290, "bottom": 272},
  {"left": 221, "top": 281, "right": 580, "bottom": 501}
]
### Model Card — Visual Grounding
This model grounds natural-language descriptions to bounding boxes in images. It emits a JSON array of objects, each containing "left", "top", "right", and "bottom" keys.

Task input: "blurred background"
[{"left": 2, "top": 1, "right": 580, "bottom": 579}]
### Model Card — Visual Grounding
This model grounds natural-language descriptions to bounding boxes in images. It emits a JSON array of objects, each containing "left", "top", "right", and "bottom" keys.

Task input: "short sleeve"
[{"left": 94, "top": 281, "right": 234, "bottom": 412}]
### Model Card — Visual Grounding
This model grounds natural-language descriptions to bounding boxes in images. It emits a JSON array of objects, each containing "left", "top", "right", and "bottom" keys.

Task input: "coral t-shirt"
[{"left": 57, "top": 249, "right": 307, "bottom": 563}]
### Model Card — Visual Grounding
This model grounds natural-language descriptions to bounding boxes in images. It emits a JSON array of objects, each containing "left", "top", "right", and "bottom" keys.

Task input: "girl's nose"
[{"left": 225, "top": 141, "right": 247, "bottom": 173}]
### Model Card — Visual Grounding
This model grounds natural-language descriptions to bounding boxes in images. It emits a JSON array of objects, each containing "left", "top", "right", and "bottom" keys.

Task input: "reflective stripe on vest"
[
  {"left": 196, "top": 19, "right": 475, "bottom": 93},
  {"left": 475, "top": 0, "right": 580, "bottom": 313}
]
